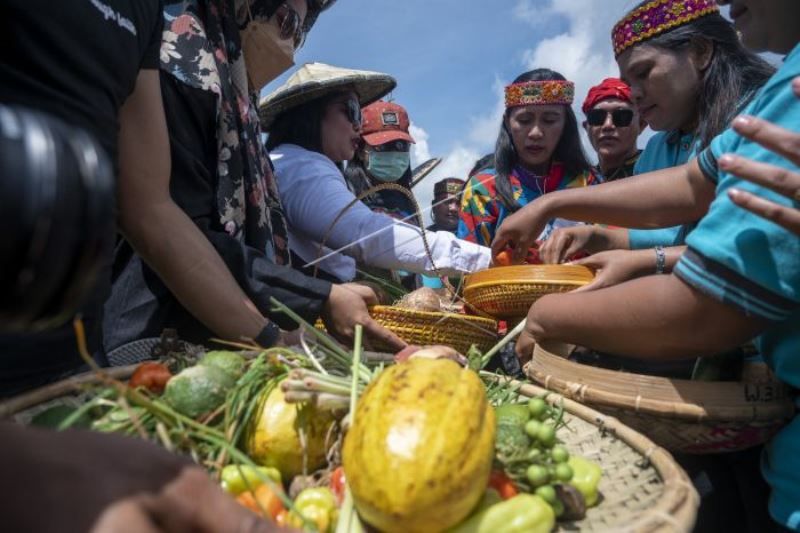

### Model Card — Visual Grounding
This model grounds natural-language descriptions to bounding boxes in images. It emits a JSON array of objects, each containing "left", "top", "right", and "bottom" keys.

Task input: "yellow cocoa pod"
[
  {"left": 343, "top": 358, "right": 495, "bottom": 533},
  {"left": 246, "top": 382, "right": 335, "bottom": 480}
]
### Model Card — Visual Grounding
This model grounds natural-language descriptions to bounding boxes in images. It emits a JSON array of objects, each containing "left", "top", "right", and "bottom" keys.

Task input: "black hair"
[
  {"left": 265, "top": 90, "right": 349, "bottom": 153},
  {"left": 469, "top": 153, "right": 495, "bottom": 178},
  {"left": 494, "top": 69, "right": 591, "bottom": 212},
  {"left": 623, "top": 4, "right": 774, "bottom": 149}
]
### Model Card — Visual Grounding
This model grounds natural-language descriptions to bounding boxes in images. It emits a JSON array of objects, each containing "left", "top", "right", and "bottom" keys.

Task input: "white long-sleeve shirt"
[{"left": 271, "top": 143, "right": 491, "bottom": 282}]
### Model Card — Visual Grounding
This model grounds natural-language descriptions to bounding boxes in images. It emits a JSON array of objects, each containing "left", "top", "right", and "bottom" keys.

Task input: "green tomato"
[
  {"left": 537, "top": 424, "right": 557, "bottom": 448},
  {"left": 528, "top": 397, "right": 548, "bottom": 420},
  {"left": 526, "top": 464, "right": 550, "bottom": 487},
  {"left": 534, "top": 485, "right": 557, "bottom": 505},
  {"left": 525, "top": 419, "right": 543, "bottom": 439},
  {"left": 555, "top": 463, "right": 574, "bottom": 482},
  {"left": 527, "top": 448, "right": 543, "bottom": 462},
  {"left": 551, "top": 445, "right": 570, "bottom": 464}
]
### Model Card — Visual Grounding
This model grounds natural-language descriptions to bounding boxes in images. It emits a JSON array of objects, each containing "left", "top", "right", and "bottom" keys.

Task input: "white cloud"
[
  {"left": 413, "top": 144, "right": 481, "bottom": 216},
  {"left": 408, "top": 122, "right": 431, "bottom": 167}
]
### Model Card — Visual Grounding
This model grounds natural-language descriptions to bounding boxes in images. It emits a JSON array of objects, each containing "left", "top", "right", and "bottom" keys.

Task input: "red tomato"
[
  {"left": 330, "top": 466, "right": 346, "bottom": 505},
  {"left": 128, "top": 362, "right": 172, "bottom": 394},
  {"left": 488, "top": 470, "right": 519, "bottom": 500}
]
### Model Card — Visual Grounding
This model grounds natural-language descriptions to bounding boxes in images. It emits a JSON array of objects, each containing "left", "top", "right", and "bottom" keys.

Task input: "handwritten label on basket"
[{"left": 743, "top": 383, "right": 787, "bottom": 403}]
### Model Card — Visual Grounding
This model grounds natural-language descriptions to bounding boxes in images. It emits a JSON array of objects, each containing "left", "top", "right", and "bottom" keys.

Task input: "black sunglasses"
[
  {"left": 274, "top": 3, "right": 305, "bottom": 49},
  {"left": 339, "top": 98, "right": 362, "bottom": 127},
  {"left": 586, "top": 108, "right": 635, "bottom": 127}
]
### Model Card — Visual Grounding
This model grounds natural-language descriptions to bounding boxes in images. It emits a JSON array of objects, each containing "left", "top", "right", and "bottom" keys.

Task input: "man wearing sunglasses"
[{"left": 582, "top": 78, "right": 644, "bottom": 182}]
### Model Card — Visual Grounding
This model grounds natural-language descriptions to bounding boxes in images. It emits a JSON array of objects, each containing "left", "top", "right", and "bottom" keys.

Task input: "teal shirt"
[
  {"left": 628, "top": 131, "right": 699, "bottom": 249},
  {"left": 674, "top": 43, "right": 800, "bottom": 531}
]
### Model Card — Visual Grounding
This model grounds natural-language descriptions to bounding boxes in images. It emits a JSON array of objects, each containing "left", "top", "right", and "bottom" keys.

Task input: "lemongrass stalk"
[{"left": 479, "top": 319, "right": 526, "bottom": 368}]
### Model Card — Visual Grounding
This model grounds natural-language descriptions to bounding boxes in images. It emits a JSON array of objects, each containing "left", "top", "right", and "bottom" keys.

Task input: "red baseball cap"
[{"left": 361, "top": 100, "right": 415, "bottom": 147}]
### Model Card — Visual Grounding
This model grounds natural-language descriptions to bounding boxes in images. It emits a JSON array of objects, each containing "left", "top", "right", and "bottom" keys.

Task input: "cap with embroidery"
[
  {"left": 361, "top": 100, "right": 415, "bottom": 147},
  {"left": 433, "top": 178, "right": 465, "bottom": 198},
  {"left": 612, "top": 0, "right": 719, "bottom": 57}
]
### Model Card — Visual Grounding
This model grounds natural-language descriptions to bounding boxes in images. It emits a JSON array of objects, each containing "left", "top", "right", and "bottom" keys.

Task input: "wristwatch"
[{"left": 255, "top": 321, "right": 281, "bottom": 348}]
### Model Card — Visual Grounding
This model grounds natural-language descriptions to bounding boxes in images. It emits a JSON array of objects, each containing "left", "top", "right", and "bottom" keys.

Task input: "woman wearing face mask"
[
  {"left": 539, "top": 2, "right": 773, "bottom": 274},
  {"left": 262, "top": 63, "right": 491, "bottom": 284},
  {"left": 344, "top": 100, "right": 418, "bottom": 222},
  {"left": 457, "top": 68, "right": 596, "bottom": 250},
  {"left": 104, "top": 1, "right": 406, "bottom": 355}
]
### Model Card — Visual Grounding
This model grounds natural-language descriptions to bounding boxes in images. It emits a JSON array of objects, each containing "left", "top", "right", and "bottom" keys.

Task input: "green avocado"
[
  {"left": 163, "top": 365, "right": 236, "bottom": 418},
  {"left": 199, "top": 350, "right": 247, "bottom": 380}
]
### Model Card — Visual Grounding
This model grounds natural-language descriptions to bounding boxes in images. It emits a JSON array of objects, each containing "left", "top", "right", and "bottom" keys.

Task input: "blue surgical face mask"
[{"left": 366, "top": 151, "right": 410, "bottom": 182}]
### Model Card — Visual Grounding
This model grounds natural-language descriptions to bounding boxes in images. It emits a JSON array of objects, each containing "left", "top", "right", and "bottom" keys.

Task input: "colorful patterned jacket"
[{"left": 457, "top": 163, "right": 596, "bottom": 246}]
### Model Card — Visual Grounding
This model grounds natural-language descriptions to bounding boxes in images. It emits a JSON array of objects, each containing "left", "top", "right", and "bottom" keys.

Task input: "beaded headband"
[
  {"left": 504, "top": 80, "right": 575, "bottom": 108},
  {"left": 612, "top": 0, "right": 719, "bottom": 57}
]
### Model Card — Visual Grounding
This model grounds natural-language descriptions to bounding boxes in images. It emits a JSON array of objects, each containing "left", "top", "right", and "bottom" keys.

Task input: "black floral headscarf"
[{"left": 161, "top": 0, "right": 290, "bottom": 264}]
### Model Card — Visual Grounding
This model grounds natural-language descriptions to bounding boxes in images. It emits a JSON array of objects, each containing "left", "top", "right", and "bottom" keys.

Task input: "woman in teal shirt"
[
  {"left": 537, "top": 0, "right": 772, "bottom": 269},
  {"left": 495, "top": 0, "right": 800, "bottom": 526}
]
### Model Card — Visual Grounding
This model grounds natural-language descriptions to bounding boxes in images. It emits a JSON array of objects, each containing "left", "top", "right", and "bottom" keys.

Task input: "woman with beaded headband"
[
  {"left": 457, "top": 69, "right": 595, "bottom": 249},
  {"left": 494, "top": 0, "right": 800, "bottom": 529},
  {"left": 539, "top": 0, "right": 774, "bottom": 273}
]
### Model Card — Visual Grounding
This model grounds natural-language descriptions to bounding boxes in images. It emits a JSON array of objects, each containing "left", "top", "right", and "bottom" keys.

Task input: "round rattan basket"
[
  {"left": 4, "top": 362, "right": 699, "bottom": 532},
  {"left": 512, "top": 379, "right": 699, "bottom": 532},
  {"left": 367, "top": 305, "right": 498, "bottom": 354},
  {"left": 526, "top": 342, "right": 795, "bottom": 454},
  {"left": 464, "top": 265, "right": 594, "bottom": 320}
]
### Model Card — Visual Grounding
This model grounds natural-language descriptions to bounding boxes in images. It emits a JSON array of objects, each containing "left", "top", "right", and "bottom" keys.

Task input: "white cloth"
[{"left": 271, "top": 144, "right": 491, "bottom": 281}]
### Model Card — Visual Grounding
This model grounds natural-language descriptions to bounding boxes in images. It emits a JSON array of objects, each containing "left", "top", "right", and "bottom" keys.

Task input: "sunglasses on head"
[{"left": 586, "top": 108, "right": 635, "bottom": 127}]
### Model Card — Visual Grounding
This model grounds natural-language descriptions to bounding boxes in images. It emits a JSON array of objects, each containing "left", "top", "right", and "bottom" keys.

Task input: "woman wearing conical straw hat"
[
  {"left": 105, "top": 1, "right": 405, "bottom": 354},
  {"left": 261, "top": 62, "right": 491, "bottom": 284}
]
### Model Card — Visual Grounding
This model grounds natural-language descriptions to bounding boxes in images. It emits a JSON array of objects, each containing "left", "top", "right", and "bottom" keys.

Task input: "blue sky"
[{"left": 262, "top": 0, "right": 734, "bottom": 209}]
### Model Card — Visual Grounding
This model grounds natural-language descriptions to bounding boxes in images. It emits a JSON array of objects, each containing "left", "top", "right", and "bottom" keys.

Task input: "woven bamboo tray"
[
  {"left": 526, "top": 342, "right": 795, "bottom": 454},
  {"left": 368, "top": 305, "right": 498, "bottom": 354},
  {"left": 464, "top": 265, "right": 594, "bottom": 320},
  {"left": 5, "top": 366, "right": 698, "bottom": 531},
  {"left": 513, "top": 380, "right": 699, "bottom": 532}
]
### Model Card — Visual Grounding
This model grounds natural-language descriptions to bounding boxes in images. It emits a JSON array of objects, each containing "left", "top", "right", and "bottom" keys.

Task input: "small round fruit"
[
  {"left": 527, "top": 448, "right": 543, "bottom": 462},
  {"left": 526, "top": 465, "right": 550, "bottom": 487},
  {"left": 535, "top": 485, "right": 557, "bottom": 505},
  {"left": 525, "top": 420, "right": 543, "bottom": 439},
  {"left": 528, "top": 397, "right": 548, "bottom": 419},
  {"left": 537, "top": 424, "right": 557, "bottom": 448},
  {"left": 551, "top": 445, "right": 570, "bottom": 464},
  {"left": 555, "top": 463, "right": 574, "bottom": 482}
]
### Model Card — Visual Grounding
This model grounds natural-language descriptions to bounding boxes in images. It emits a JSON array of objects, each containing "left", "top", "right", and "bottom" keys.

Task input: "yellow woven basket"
[
  {"left": 527, "top": 342, "right": 795, "bottom": 454},
  {"left": 367, "top": 305, "right": 498, "bottom": 354},
  {"left": 464, "top": 265, "right": 594, "bottom": 320}
]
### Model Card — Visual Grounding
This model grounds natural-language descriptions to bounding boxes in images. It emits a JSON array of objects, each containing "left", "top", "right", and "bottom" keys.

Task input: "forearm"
[
  {"left": 120, "top": 201, "right": 267, "bottom": 341},
  {"left": 527, "top": 273, "right": 765, "bottom": 359},
  {"left": 542, "top": 160, "right": 712, "bottom": 228},
  {"left": 364, "top": 222, "right": 491, "bottom": 275}
]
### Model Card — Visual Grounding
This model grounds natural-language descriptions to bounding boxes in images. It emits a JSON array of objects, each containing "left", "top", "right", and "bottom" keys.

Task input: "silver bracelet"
[{"left": 654, "top": 246, "right": 666, "bottom": 274}]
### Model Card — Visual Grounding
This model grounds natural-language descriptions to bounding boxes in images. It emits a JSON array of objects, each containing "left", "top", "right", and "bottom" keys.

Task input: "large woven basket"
[
  {"left": 512, "top": 379, "right": 699, "bottom": 532},
  {"left": 526, "top": 342, "right": 795, "bottom": 454},
  {"left": 464, "top": 265, "right": 594, "bottom": 320},
  {"left": 5, "top": 364, "right": 698, "bottom": 531},
  {"left": 368, "top": 305, "right": 497, "bottom": 354}
]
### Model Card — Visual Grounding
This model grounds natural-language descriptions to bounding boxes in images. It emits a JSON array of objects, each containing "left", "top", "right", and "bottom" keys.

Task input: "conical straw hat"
[{"left": 259, "top": 62, "right": 396, "bottom": 130}]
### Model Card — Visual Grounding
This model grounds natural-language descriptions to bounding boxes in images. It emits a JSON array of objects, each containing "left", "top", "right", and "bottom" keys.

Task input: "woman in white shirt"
[{"left": 260, "top": 63, "right": 491, "bottom": 283}]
